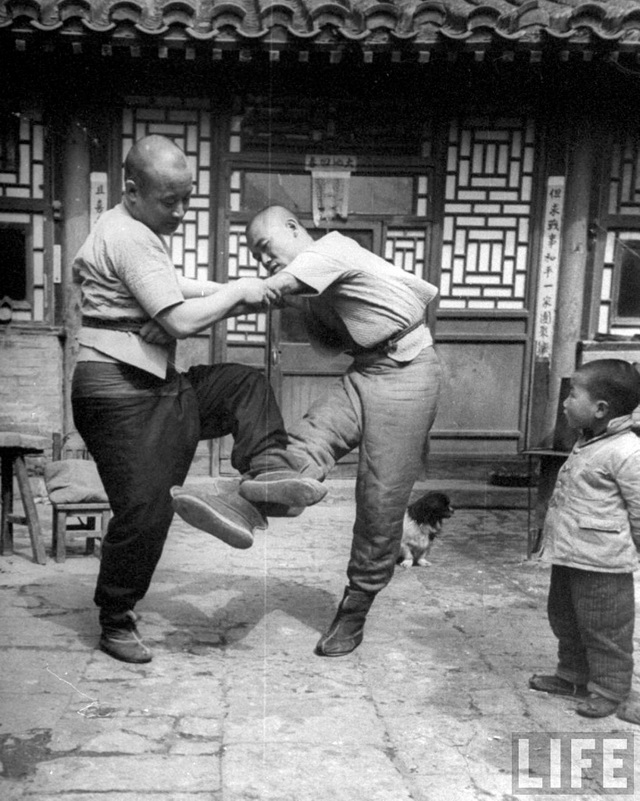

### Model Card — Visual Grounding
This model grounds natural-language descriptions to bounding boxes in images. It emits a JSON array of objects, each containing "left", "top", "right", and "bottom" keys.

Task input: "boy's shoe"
[
  {"left": 170, "top": 485, "right": 267, "bottom": 549},
  {"left": 576, "top": 693, "right": 619, "bottom": 718},
  {"left": 99, "top": 610, "right": 152, "bottom": 664},
  {"left": 529, "top": 674, "right": 589, "bottom": 697},
  {"left": 239, "top": 469, "right": 327, "bottom": 507}
]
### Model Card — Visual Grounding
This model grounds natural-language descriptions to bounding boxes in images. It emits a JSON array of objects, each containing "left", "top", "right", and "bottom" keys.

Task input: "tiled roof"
[{"left": 4, "top": 1, "right": 640, "bottom": 56}]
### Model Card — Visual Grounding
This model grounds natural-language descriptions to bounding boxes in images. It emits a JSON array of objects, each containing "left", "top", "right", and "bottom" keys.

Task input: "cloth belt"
[
  {"left": 81, "top": 316, "right": 144, "bottom": 332},
  {"left": 348, "top": 318, "right": 425, "bottom": 357}
]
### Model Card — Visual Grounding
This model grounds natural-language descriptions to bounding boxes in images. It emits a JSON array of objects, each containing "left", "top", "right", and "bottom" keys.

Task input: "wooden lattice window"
[
  {"left": 609, "top": 134, "right": 640, "bottom": 217},
  {"left": 122, "top": 101, "right": 212, "bottom": 284},
  {"left": 440, "top": 116, "right": 536, "bottom": 310}
]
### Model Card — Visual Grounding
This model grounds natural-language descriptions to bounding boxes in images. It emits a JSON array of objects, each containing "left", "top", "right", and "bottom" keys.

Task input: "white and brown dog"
[{"left": 397, "top": 491, "right": 454, "bottom": 568}]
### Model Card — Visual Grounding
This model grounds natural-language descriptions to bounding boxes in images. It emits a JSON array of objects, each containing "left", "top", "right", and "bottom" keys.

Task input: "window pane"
[
  {"left": 242, "top": 173, "right": 311, "bottom": 213},
  {"left": 240, "top": 173, "right": 414, "bottom": 215},
  {"left": 0, "top": 227, "right": 27, "bottom": 301},
  {"left": 349, "top": 177, "right": 413, "bottom": 215},
  {"left": 617, "top": 241, "right": 640, "bottom": 318}
]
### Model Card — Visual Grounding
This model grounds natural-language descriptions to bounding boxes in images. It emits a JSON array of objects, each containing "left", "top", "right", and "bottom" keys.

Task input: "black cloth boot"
[{"left": 315, "top": 586, "right": 376, "bottom": 657}]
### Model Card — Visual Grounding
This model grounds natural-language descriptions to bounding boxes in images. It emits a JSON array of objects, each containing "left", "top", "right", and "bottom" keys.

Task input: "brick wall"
[{"left": 0, "top": 328, "right": 64, "bottom": 445}]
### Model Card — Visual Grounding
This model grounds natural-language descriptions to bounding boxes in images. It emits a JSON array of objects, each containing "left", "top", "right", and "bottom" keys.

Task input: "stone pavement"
[{"left": 1, "top": 482, "right": 639, "bottom": 801}]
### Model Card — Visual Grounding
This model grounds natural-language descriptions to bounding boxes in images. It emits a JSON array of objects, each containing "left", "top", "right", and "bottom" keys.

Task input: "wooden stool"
[
  {"left": 46, "top": 435, "right": 111, "bottom": 563},
  {"left": 52, "top": 501, "right": 110, "bottom": 563},
  {"left": 0, "top": 432, "right": 47, "bottom": 564}
]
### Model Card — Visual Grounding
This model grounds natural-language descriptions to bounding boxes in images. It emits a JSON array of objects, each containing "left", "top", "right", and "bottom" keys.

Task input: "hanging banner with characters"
[
  {"left": 90, "top": 172, "right": 108, "bottom": 230},
  {"left": 305, "top": 155, "right": 356, "bottom": 227},
  {"left": 534, "top": 176, "right": 566, "bottom": 360}
]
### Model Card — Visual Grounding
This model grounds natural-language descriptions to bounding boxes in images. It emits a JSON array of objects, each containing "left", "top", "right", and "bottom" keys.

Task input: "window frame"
[
  {"left": 611, "top": 235, "right": 640, "bottom": 326},
  {"left": 0, "top": 113, "right": 19, "bottom": 172},
  {"left": 0, "top": 221, "right": 32, "bottom": 311}
]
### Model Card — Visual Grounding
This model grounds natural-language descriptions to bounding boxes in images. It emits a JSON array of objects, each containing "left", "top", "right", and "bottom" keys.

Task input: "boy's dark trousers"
[
  {"left": 72, "top": 362, "right": 288, "bottom": 615},
  {"left": 548, "top": 564, "right": 635, "bottom": 701}
]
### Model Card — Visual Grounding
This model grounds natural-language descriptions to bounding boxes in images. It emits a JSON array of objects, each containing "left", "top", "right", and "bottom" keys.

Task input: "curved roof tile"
[{"left": 2, "top": 0, "right": 640, "bottom": 51}]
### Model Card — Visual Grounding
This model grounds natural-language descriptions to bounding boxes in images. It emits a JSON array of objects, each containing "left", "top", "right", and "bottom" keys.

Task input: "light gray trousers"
[{"left": 287, "top": 345, "right": 443, "bottom": 593}]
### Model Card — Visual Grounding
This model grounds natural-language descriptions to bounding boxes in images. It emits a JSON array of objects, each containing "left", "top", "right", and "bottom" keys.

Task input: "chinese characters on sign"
[
  {"left": 305, "top": 155, "right": 357, "bottom": 227},
  {"left": 90, "top": 172, "right": 108, "bottom": 230},
  {"left": 534, "top": 176, "right": 565, "bottom": 360}
]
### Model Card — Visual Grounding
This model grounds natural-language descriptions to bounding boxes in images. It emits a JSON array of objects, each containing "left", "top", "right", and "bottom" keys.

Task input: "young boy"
[{"left": 529, "top": 359, "right": 640, "bottom": 723}]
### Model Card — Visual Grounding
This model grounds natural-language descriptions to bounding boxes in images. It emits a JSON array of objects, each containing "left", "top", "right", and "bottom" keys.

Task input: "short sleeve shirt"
[
  {"left": 283, "top": 231, "right": 437, "bottom": 361},
  {"left": 73, "top": 202, "right": 183, "bottom": 320}
]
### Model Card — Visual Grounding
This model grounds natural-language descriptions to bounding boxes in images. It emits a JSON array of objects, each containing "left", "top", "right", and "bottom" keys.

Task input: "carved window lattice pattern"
[
  {"left": 416, "top": 176, "right": 429, "bottom": 218},
  {"left": 227, "top": 223, "right": 267, "bottom": 343},
  {"left": 440, "top": 117, "right": 535, "bottom": 310},
  {"left": 385, "top": 229, "right": 426, "bottom": 277},
  {"left": 608, "top": 135, "right": 640, "bottom": 216},
  {"left": 0, "top": 111, "right": 44, "bottom": 200},
  {"left": 122, "top": 103, "right": 212, "bottom": 282}
]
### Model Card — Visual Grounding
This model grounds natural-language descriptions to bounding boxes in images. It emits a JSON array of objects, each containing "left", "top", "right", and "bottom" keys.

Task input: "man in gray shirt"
[
  {"left": 240, "top": 205, "right": 443, "bottom": 657},
  {"left": 73, "top": 140, "right": 325, "bottom": 664}
]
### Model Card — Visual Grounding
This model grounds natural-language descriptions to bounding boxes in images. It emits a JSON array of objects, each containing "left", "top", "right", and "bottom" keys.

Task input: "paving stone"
[
  {"left": 30, "top": 755, "right": 219, "bottom": 793},
  {"left": 222, "top": 742, "right": 414, "bottom": 801}
]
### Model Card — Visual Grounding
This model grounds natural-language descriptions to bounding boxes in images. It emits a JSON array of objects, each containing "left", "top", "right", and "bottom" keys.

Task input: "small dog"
[{"left": 397, "top": 491, "right": 454, "bottom": 568}]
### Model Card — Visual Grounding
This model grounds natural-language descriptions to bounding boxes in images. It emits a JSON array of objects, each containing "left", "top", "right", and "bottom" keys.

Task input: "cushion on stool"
[{"left": 44, "top": 460, "right": 108, "bottom": 504}]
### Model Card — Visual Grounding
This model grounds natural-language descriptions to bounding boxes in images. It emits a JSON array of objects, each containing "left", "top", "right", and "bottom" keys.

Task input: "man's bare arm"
[
  {"left": 155, "top": 278, "right": 276, "bottom": 339},
  {"left": 264, "top": 271, "right": 308, "bottom": 298},
  {"left": 177, "top": 276, "right": 224, "bottom": 298}
]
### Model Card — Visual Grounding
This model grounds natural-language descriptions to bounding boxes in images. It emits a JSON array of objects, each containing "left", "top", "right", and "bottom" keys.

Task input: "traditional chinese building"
[{"left": 3, "top": 0, "right": 640, "bottom": 478}]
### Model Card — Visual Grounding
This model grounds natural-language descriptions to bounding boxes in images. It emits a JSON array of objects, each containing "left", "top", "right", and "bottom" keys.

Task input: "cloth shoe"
[
  {"left": 616, "top": 694, "right": 640, "bottom": 725},
  {"left": 576, "top": 693, "right": 619, "bottom": 718},
  {"left": 529, "top": 674, "right": 589, "bottom": 697},
  {"left": 315, "top": 586, "right": 376, "bottom": 657},
  {"left": 171, "top": 485, "right": 267, "bottom": 549},
  {"left": 239, "top": 469, "right": 327, "bottom": 508},
  {"left": 239, "top": 468, "right": 327, "bottom": 508},
  {"left": 205, "top": 477, "right": 303, "bottom": 518},
  {"left": 99, "top": 610, "right": 152, "bottom": 664}
]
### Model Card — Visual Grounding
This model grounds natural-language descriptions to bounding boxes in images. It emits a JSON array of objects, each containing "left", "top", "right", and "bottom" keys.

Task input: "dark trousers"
[
  {"left": 72, "top": 362, "right": 287, "bottom": 614},
  {"left": 548, "top": 564, "right": 635, "bottom": 701},
  {"left": 287, "top": 346, "right": 442, "bottom": 594}
]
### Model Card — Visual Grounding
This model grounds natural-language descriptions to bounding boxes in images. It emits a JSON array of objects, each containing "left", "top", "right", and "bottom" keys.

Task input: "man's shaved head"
[
  {"left": 124, "top": 135, "right": 191, "bottom": 195},
  {"left": 246, "top": 205, "right": 313, "bottom": 273},
  {"left": 247, "top": 205, "right": 300, "bottom": 240},
  {"left": 122, "top": 135, "right": 193, "bottom": 236}
]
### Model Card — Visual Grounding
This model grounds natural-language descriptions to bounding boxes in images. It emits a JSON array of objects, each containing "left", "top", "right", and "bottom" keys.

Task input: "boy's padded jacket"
[{"left": 538, "top": 415, "right": 640, "bottom": 572}]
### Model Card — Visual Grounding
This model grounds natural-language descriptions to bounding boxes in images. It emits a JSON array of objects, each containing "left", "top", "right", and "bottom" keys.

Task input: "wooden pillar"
[
  {"left": 543, "top": 118, "right": 594, "bottom": 443},
  {"left": 60, "top": 119, "right": 91, "bottom": 435}
]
